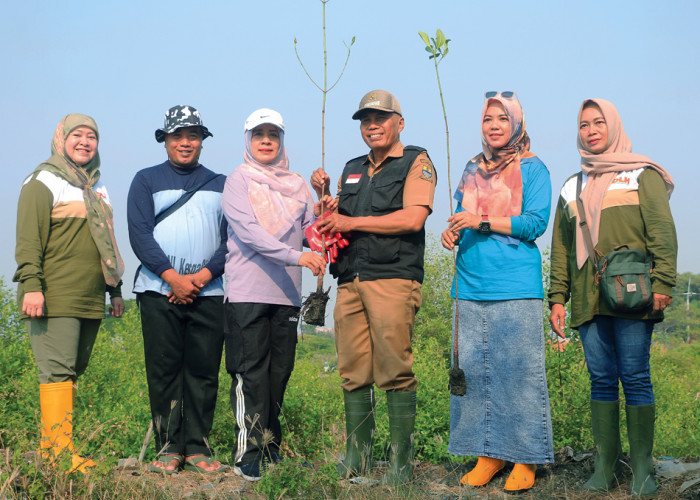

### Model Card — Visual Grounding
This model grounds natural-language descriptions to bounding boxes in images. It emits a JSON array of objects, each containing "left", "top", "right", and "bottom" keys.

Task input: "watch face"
[{"left": 478, "top": 221, "right": 491, "bottom": 233}]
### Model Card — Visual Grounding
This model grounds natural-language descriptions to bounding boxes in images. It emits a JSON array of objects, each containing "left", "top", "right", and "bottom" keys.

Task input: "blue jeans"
[{"left": 579, "top": 316, "right": 654, "bottom": 406}]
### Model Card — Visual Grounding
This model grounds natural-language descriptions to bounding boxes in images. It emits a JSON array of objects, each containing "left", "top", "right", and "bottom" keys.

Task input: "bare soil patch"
[{"left": 114, "top": 448, "right": 700, "bottom": 499}]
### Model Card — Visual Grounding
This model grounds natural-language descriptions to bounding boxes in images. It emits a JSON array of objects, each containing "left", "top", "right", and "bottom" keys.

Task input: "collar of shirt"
[{"left": 365, "top": 141, "right": 404, "bottom": 176}]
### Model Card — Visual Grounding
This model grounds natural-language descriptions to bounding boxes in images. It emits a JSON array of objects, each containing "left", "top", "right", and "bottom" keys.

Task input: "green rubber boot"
[
  {"left": 381, "top": 390, "right": 416, "bottom": 486},
  {"left": 583, "top": 400, "right": 623, "bottom": 492},
  {"left": 337, "top": 387, "right": 375, "bottom": 478},
  {"left": 627, "top": 404, "right": 658, "bottom": 497}
]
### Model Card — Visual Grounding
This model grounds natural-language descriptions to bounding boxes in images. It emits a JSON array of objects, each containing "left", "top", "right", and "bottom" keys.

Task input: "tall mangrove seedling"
[
  {"left": 419, "top": 29, "right": 466, "bottom": 395},
  {"left": 295, "top": 0, "right": 355, "bottom": 325}
]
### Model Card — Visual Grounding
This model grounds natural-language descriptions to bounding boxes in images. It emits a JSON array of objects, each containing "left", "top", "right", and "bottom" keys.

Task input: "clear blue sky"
[{"left": 2, "top": 0, "right": 698, "bottom": 301}]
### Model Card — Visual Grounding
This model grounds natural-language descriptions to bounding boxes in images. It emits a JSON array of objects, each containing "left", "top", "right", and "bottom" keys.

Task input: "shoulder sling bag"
[{"left": 576, "top": 173, "right": 653, "bottom": 312}]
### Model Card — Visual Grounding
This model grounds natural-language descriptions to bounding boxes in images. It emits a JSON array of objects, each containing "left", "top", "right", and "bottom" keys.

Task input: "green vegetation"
[
  {"left": 0, "top": 244, "right": 698, "bottom": 497},
  {"left": 654, "top": 271, "right": 700, "bottom": 343}
]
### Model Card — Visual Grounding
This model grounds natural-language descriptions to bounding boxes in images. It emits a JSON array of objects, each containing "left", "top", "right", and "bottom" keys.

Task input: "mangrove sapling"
[
  {"left": 295, "top": 0, "right": 355, "bottom": 326},
  {"left": 418, "top": 29, "right": 466, "bottom": 396}
]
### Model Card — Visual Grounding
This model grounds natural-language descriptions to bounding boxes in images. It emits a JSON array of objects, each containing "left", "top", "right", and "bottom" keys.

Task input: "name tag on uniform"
[{"left": 346, "top": 174, "right": 362, "bottom": 184}]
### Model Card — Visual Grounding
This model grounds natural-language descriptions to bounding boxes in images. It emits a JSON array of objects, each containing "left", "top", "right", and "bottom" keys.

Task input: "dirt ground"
[{"left": 114, "top": 448, "right": 700, "bottom": 499}]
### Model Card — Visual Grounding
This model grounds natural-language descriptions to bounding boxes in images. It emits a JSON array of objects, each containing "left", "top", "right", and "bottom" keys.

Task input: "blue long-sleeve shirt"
[
  {"left": 127, "top": 160, "right": 227, "bottom": 296},
  {"left": 452, "top": 155, "right": 551, "bottom": 300}
]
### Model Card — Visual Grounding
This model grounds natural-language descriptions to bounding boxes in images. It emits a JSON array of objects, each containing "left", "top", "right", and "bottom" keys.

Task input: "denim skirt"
[{"left": 447, "top": 299, "right": 554, "bottom": 464}]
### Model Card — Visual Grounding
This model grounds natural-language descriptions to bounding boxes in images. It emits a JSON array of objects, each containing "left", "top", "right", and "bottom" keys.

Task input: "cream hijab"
[{"left": 575, "top": 98, "right": 674, "bottom": 269}]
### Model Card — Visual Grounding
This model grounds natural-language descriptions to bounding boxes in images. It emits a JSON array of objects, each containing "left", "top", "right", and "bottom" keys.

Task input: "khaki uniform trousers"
[{"left": 334, "top": 277, "right": 422, "bottom": 392}]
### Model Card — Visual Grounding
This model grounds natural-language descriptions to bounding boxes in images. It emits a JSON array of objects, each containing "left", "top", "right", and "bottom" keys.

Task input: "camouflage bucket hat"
[{"left": 155, "top": 105, "right": 213, "bottom": 143}]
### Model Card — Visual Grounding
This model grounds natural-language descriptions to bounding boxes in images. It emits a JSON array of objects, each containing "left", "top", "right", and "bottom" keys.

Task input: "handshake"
[{"left": 304, "top": 212, "right": 350, "bottom": 264}]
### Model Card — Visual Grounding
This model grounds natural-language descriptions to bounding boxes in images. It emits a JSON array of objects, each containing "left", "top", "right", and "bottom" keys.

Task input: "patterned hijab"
[
  {"left": 575, "top": 99, "right": 674, "bottom": 268},
  {"left": 236, "top": 111, "right": 313, "bottom": 238},
  {"left": 455, "top": 93, "right": 530, "bottom": 238},
  {"left": 34, "top": 114, "right": 124, "bottom": 287}
]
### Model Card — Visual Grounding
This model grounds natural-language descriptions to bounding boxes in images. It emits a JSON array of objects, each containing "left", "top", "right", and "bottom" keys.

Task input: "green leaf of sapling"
[
  {"left": 419, "top": 31, "right": 430, "bottom": 47},
  {"left": 436, "top": 29, "right": 446, "bottom": 48}
]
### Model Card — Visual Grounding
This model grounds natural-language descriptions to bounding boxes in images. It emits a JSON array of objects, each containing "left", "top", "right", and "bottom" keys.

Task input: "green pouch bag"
[{"left": 597, "top": 245, "right": 653, "bottom": 313}]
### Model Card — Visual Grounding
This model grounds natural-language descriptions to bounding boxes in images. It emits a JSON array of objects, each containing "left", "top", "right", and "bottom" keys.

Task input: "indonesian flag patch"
[{"left": 346, "top": 173, "right": 362, "bottom": 184}]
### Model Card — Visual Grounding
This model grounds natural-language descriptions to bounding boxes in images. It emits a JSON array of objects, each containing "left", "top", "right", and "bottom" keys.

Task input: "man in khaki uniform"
[{"left": 312, "top": 90, "right": 436, "bottom": 484}]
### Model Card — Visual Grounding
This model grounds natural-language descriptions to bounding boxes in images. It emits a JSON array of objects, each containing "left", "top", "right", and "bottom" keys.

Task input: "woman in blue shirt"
[{"left": 441, "top": 91, "right": 553, "bottom": 492}]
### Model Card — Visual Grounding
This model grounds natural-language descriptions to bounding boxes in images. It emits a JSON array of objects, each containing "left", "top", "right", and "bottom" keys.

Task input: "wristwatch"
[{"left": 478, "top": 214, "right": 491, "bottom": 234}]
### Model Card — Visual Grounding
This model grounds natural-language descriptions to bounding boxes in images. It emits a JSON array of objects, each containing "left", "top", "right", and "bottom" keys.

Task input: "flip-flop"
[
  {"left": 149, "top": 454, "right": 184, "bottom": 474},
  {"left": 184, "top": 455, "right": 227, "bottom": 474}
]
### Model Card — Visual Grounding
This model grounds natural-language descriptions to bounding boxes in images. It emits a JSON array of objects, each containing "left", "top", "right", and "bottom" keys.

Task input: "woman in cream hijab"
[{"left": 549, "top": 99, "right": 676, "bottom": 496}]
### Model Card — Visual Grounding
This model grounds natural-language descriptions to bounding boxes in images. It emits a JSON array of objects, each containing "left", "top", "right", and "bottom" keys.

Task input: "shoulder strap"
[
  {"left": 403, "top": 145, "right": 427, "bottom": 154},
  {"left": 155, "top": 172, "right": 219, "bottom": 226},
  {"left": 575, "top": 172, "right": 599, "bottom": 268}
]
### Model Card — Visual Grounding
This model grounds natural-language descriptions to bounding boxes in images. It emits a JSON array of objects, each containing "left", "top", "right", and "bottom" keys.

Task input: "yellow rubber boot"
[
  {"left": 504, "top": 463, "right": 536, "bottom": 491},
  {"left": 460, "top": 456, "right": 505, "bottom": 487},
  {"left": 39, "top": 381, "right": 96, "bottom": 473}
]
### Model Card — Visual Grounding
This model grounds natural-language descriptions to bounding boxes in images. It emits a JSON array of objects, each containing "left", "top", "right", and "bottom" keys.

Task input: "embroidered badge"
[
  {"left": 346, "top": 174, "right": 362, "bottom": 184},
  {"left": 421, "top": 164, "right": 433, "bottom": 180}
]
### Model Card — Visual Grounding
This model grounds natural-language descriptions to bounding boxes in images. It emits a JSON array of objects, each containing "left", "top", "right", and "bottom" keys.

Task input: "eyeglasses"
[{"left": 485, "top": 91, "right": 517, "bottom": 99}]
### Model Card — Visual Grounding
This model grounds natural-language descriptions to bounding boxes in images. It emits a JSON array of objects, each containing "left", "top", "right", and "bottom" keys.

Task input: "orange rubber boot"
[
  {"left": 39, "top": 382, "right": 97, "bottom": 473},
  {"left": 504, "top": 463, "right": 536, "bottom": 491},
  {"left": 460, "top": 456, "right": 506, "bottom": 487}
]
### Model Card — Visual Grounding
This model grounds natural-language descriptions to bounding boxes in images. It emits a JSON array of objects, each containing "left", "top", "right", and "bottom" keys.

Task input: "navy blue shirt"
[{"left": 127, "top": 160, "right": 227, "bottom": 296}]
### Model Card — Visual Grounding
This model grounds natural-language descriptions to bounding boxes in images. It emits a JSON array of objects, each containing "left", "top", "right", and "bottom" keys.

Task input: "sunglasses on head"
[{"left": 485, "top": 91, "right": 516, "bottom": 99}]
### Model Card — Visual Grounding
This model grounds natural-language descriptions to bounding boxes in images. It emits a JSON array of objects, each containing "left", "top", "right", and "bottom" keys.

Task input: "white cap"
[{"left": 244, "top": 108, "right": 285, "bottom": 132}]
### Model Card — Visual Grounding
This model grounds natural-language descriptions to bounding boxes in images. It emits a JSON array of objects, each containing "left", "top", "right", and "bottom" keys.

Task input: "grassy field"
[{"left": 0, "top": 254, "right": 698, "bottom": 499}]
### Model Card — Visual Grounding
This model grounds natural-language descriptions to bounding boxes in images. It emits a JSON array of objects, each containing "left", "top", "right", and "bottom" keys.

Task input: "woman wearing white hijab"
[{"left": 222, "top": 109, "right": 328, "bottom": 481}]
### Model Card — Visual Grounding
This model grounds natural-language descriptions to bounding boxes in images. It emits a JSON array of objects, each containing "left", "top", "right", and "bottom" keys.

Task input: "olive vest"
[{"left": 330, "top": 146, "right": 430, "bottom": 284}]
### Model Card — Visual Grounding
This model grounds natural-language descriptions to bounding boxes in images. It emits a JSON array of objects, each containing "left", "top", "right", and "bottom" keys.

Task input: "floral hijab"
[
  {"left": 575, "top": 98, "right": 674, "bottom": 268},
  {"left": 236, "top": 112, "right": 313, "bottom": 238},
  {"left": 455, "top": 93, "right": 530, "bottom": 243},
  {"left": 34, "top": 114, "right": 124, "bottom": 287}
]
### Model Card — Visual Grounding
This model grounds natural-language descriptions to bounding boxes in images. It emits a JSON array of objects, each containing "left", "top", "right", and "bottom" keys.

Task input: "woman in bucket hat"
[{"left": 14, "top": 113, "right": 124, "bottom": 473}]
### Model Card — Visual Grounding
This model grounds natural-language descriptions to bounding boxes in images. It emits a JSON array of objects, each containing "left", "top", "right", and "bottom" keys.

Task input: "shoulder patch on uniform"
[{"left": 420, "top": 163, "right": 433, "bottom": 180}]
